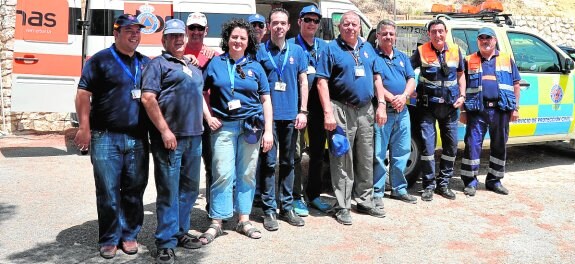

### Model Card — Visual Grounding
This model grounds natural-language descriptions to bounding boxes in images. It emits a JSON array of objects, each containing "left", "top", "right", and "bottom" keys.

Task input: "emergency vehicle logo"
[
  {"left": 289, "top": 56, "right": 294, "bottom": 64},
  {"left": 137, "top": 4, "right": 160, "bottom": 35},
  {"left": 550, "top": 84, "right": 563, "bottom": 104}
]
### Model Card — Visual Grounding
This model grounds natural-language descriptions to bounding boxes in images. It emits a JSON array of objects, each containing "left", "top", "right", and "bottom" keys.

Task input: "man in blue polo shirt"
[
  {"left": 287, "top": 4, "right": 332, "bottom": 216},
  {"left": 460, "top": 27, "right": 521, "bottom": 196},
  {"left": 373, "top": 19, "right": 418, "bottom": 208},
  {"left": 316, "top": 11, "right": 387, "bottom": 225},
  {"left": 256, "top": 7, "right": 308, "bottom": 231},
  {"left": 141, "top": 19, "right": 205, "bottom": 264},
  {"left": 248, "top": 13, "right": 267, "bottom": 44},
  {"left": 74, "top": 14, "right": 150, "bottom": 259}
]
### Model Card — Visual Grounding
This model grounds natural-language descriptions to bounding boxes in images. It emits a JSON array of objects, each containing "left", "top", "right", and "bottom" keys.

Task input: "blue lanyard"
[
  {"left": 226, "top": 55, "right": 247, "bottom": 93},
  {"left": 265, "top": 41, "right": 290, "bottom": 81},
  {"left": 338, "top": 38, "right": 363, "bottom": 66},
  {"left": 109, "top": 46, "right": 139, "bottom": 89},
  {"left": 297, "top": 34, "right": 318, "bottom": 63}
]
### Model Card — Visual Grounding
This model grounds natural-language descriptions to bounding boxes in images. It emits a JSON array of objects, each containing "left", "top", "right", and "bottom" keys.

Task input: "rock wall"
[{"left": 514, "top": 15, "right": 575, "bottom": 47}]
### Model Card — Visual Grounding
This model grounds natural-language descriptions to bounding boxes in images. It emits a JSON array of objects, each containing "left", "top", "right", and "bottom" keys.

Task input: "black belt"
[{"left": 484, "top": 100, "right": 498, "bottom": 108}]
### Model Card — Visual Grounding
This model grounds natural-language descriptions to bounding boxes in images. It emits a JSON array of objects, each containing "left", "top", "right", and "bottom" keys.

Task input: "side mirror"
[{"left": 565, "top": 58, "right": 574, "bottom": 71}]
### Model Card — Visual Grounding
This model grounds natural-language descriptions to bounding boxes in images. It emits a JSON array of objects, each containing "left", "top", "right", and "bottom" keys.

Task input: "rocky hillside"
[{"left": 352, "top": 0, "right": 575, "bottom": 25}]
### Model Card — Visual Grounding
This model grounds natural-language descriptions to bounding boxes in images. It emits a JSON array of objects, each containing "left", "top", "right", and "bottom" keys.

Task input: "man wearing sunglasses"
[
  {"left": 410, "top": 19, "right": 466, "bottom": 202},
  {"left": 287, "top": 5, "right": 332, "bottom": 217},
  {"left": 459, "top": 27, "right": 520, "bottom": 197},
  {"left": 248, "top": 14, "right": 267, "bottom": 44}
]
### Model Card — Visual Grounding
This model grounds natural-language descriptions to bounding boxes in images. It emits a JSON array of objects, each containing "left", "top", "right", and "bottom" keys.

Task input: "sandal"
[
  {"left": 235, "top": 221, "right": 262, "bottom": 239},
  {"left": 199, "top": 223, "right": 223, "bottom": 245}
]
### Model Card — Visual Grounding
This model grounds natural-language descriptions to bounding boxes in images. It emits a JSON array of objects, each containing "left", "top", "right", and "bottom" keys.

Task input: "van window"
[
  {"left": 451, "top": 29, "right": 500, "bottom": 57},
  {"left": 507, "top": 32, "right": 561, "bottom": 73},
  {"left": 331, "top": 13, "right": 370, "bottom": 39},
  {"left": 175, "top": 12, "right": 251, "bottom": 38},
  {"left": 396, "top": 25, "right": 427, "bottom": 56}
]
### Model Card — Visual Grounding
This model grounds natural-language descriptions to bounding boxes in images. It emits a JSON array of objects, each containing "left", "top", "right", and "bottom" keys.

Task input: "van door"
[
  {"left": 11, "top": 0, "right": 82, "bottom": 112},
  {"left": 505, "top": 31, "right": 574, "bottom": 138}
]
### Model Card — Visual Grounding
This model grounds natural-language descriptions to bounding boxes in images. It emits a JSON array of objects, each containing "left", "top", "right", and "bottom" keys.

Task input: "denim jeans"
[
  {"left": 90, "top": 130, "right": 149, "bottom": 247},
  {"left": 210, "top": 120, "right": 261, "bottom": 219},
  {"left": 373, "top": 107, "right": 411, "bottom": 197},
  {"left": 151, "top": 136, "right": 201, "bottom": 249},
  {"left": 417, "top": 103, "right": 458, "bottom": 189},
  {"left": 258, "top": 120, "right": 297, "bottom": 214}
]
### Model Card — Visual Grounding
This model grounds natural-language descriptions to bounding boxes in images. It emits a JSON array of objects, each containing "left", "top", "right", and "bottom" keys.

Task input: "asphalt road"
[{"left": 0, "top": 133, "right": 574, "bottom": 263}]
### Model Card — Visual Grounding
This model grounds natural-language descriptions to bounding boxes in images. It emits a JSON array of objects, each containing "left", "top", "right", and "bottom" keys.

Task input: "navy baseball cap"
[
  {"left": 248, "top": 14, "right": 266, "bottom": 24},
  {"left": 477, "top": 27, "right": 496, "bottom": 38},
  {"left": 113, "top": 14, "right": 144, "bottom": 30},
  {"left": 164, "top": 19, "right": 186, "bottom": 34},
  {"left": 243, "top": 115, "right": 264, "bottom": 144},
  {"left": 329, "top": 126, "right": 350, "bottom": 157},
  {"left": 300, "top": 5, "right": 322, "bottom": 19}
]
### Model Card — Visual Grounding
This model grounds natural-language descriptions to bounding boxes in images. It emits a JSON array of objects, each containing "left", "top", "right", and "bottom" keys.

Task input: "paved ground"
[{"left": 0, "top": 133, "right": 574, "bottom": 263}]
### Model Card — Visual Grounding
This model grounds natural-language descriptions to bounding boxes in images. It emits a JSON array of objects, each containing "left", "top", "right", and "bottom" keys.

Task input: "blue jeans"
[
  {"left": 210, "top": 120, "right": 261, "bottom": 219},
  {"left": 90, "top": 130, "right": 149, "bottom": 247},
  {"left": 258, "top": 120, "right": 296, "bottom": 214},
  {"left": 418, "top": 103, "right": 459, "bottom": 189},
  {"left": 373, "top": 107, "right": 411, "bottom": 197},
  {"left": 151, "top": 136, "right": 202, "bottom": 249}
]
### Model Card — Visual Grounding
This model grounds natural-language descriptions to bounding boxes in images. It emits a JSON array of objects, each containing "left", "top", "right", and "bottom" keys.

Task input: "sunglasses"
[
  {"left": 302, "top": 17, "right": 320, "bottom": 24},
  {"left": 188, "top": 25, "right": 205, "bottom": 31},
  {"left": 478, "top": 35, "right": 493, "bottom": 40},
  {"left": 236, "top": 64, "right": 246, "bottom": 79},
  {"left": 251, "top": 22, "right": 265, "bottom": 29}
]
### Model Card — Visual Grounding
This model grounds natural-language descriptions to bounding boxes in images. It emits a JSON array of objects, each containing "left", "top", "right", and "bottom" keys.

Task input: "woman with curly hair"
[{"left": 199, "top": 18, "right": 273, "bottom": 243}]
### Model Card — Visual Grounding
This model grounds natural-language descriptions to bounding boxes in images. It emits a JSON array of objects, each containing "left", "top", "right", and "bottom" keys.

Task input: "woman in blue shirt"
[{"left": 200, "top": 19, "right": 273, "bottom": 243}]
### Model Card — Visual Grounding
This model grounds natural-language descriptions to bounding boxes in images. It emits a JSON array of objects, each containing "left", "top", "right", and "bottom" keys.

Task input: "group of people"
[{"left": 74, "top": 6, "right": 521, "bottom": 264}]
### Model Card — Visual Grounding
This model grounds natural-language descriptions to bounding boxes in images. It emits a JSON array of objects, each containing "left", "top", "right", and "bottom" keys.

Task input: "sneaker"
[
  {"left": 156, "top": 248, "right": 175, "bottom": 264},
  {"left": 121, "top": 240, "right": 138, "bottom": 255},
  {"left": 335, "top": 209, "right": 352, "bottom": 225},
  {"left": 99, "top": 245, "right": 117, "bottom": 259},
  {"left": 293, "top": 199, "right": 309, "bottom": 217},
  {"left": 374, "top": 197, "right": 385, "bottom": 209},
  {"left": 356, "top": 204, "right": 386, "bottom": 218},
  {"left": 177, "top": 233, "right": 202, "bottom": 249},
  {"left": 310, "top": 197, "right": 333, "bottom": 213},
  {"left": 280, "top": 209, "right": 305, "bottom": 226},
  {"left": 391, "top": 193, "right": 418, "bottom": 204}
]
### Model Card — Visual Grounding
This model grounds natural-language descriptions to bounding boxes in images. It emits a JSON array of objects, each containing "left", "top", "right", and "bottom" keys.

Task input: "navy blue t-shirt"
[
  {"left": 287, "top": 35, "right": 328, "bottom": 91},
  {"left": 316, "top": 36, "right": 383, "bottom": 107},
  {"left": 203, "top": 55, "right": 270, "bottom": 120},
  {"left": 78, "top": 44, "right": 150, "bottom": 136},
  {"left": 375, "top": 47, "right": 415, "bottom": 95},
  {"left": 141, "top": 52, "right": 204, "bottom": 138},
  {"left": 256, "top": 41, "right": 307, "bottom": 120}
]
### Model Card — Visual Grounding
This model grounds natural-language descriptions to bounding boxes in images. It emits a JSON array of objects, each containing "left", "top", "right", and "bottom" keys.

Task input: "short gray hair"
[{"left": 376, "top": 19, "right": 396, "bottom": 33}]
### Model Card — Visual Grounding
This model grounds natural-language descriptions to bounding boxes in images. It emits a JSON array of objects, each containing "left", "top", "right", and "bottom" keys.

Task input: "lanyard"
[
  {"left": 297, "top": 34, "right": 318, "bottom": 63},
  {"left": 339, "top": 38, "right": 362, "bottom": 66},
  {"left": 226, "top": 55, "right": 247, "bottom": 94},
  {"left": 265, "top": 41, "right": 290, "bottom": 81},
  {"left": 109, "top": 46, "right": 139, "bottom": 89}
]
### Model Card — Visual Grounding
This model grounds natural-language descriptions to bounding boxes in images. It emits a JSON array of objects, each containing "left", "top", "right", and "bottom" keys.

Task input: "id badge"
[
  {"left": 131, "top": 89, "right": 141, "bottom": 99},
  {"left": 274, "top": 82, "right": 287, "bottom": 91},
  {"left": 354, "top": 65, "right": 365, "bottom": 77},
  {"left": 228, "top": 99, "right": 242, "bottom": 110},
  {"left": 182, "top": 66, "right": 193, "bottom": 77},
  {"left": 307, "top": 65, "right": 316, "bottom": 74}
]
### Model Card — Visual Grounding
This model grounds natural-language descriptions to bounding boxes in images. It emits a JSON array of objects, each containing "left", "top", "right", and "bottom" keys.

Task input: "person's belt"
[{"left": 484, "top": 100, "right": 499, "bottom": 108}]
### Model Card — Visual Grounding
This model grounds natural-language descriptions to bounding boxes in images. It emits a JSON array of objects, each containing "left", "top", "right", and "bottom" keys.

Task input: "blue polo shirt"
[
  {"left": 375, "top": 47, "right": 415, "bottom": 95},
  {"left": 316, "top": 36, "right": 383, "bottom": 107},
  {"left": 141, "top": 51, "right": 204, "bottom": 139},
  {"left": 465, "top": 50, "right": 521, "bottom": 100},
  {"left": 78, "top": 44, "right": 150, "bottom": 136},
  {"left": 256, "top": 41, "right": 307, "bottom": 120},
  {"left": 203, "top": 54, "right": 270, "bottom": 120},
  {"left": 287, "top": 35, "right": 328, "bottom": 90}
]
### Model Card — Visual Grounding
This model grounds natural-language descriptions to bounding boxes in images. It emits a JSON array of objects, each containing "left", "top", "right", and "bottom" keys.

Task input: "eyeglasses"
[
  {"left": 188, "top": 25, "right": 205, "bottom": 31},
  {"left": 478, "top": 35, "right": 493, "bottom": 40},
  {"left": 302, "top": 17, "right": 320, "bottom": 24},
  {"left": 251, "top": 22, "right": 265, "bottom": 29},
  {"left": 236, "top": 64, "right": 246, "bottom": 79}
]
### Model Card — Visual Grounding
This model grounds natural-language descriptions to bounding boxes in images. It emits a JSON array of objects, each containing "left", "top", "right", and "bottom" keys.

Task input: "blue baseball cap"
[
  {"left": 477, "top": 27, "right": 496, "bottom": 38},
  {"left": 329, "top": 126, "right": 350, "bottom": 157},
  {"left": 243, "top": 114, "right": 264, "bottom": 144},
  {"left": 299, "top": 5, "right": 322, "bottom": 19},
  {"left": 113, "top": 14, "right": 144, "bottom": 30},
  {"left": 248, "top": 14, "right": 266, "bottom": 24},
  {"left": 164, "top": 19, "right": 186, "bottom": 34}
]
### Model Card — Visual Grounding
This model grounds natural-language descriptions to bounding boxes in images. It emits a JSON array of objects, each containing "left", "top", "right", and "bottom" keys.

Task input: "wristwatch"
[
  {"left": 378, "top": 100, "right": 386, "bottom": 105},
  {"left": 299, "top": 110, "right": 309, "bottom": 115}
]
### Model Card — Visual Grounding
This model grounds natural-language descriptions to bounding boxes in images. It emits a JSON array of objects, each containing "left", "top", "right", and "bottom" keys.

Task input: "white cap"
[{"left": 186, "top": 12, "right": 207, "bottom": 27}]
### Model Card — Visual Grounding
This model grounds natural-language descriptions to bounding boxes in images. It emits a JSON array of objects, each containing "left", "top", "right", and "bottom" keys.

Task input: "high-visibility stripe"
[
  {"left": 460, "top": 170, "right": 477, "bottom": 177},
  {"left": 421, "top": 155, "right": 434, "bottom": 161},
  {"left": 488, "top": 168, "right": 505, "bottom": 177},
  {"left": 489, "top": 156, "right": 506, "bottom": 166},
  {"left": 462, "top": 158, "right": 480, "bottom": 165},
  {"left": 13, "top": 52, "right": 82, "bottom": 76},
  {"left": 441, "top": 154, "right": 456, "bottom": 162}
]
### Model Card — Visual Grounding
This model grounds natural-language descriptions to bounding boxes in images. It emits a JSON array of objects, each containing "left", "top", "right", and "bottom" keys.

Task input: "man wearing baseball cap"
[
  {"left": 74, "top": 13, "right": 150, "bottom": 259},
  {"left": 142, "top": 18, "right": 206, "bottom": 264},
  {"left": 248, "top": 13, "right": 267, "bottom": 43},
  {"left": 287, "top": 4, "right": 332, "bottom": 216},
  {"left": 460, "top": 27, "right": 521, "bottom": 197}
]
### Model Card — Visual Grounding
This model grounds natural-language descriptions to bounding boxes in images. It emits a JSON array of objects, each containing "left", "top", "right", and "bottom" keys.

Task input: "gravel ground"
[{"left": 0, "top": 133, "right": 574, "bottom": 263}]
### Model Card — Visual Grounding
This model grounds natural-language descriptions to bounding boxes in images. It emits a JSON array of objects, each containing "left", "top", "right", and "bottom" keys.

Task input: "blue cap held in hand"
[{"left": 329, "top": 125, "right": 350, "bottom": 157}]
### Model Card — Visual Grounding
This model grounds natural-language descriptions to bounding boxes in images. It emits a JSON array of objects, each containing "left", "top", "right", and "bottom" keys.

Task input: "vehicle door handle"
[
  {"left": 519, "top": 80, "right": 530, "bottom": 90},
  {"left": 15, "top": 57, "right": 39, "bottom": 63}
]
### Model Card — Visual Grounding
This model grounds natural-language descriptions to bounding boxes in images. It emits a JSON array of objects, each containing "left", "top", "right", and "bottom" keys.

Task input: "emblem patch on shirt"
[
  {"left": 289, "top": 56, "right": 294, "bottom": 64},
  {"left": 248, "top": 70, "right": 253, "bottom": 77},
  {"left": 399, "top": 61, "right": 404, "bottom": 67},
  {"left": 364, "top": 51, "right": 368, "bottom": 58}
]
